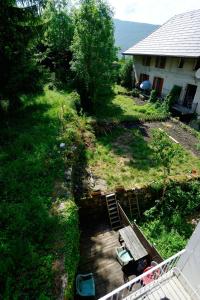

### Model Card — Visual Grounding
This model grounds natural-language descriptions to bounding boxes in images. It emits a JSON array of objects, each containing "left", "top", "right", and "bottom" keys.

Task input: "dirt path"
[
  {"left": 145, "top": 121, "right": 200, "bottom": 157},
  {"left": 124, "top": 120, "right": 200, "bottom": 157}
]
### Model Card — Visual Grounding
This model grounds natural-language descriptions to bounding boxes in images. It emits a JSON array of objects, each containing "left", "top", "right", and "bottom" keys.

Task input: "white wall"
[
  {"left": 133, "top": 55, "right": 200, "bottom": 114},
  {"left": 177, "top": 222, "right": 200, "bottom": 299}
]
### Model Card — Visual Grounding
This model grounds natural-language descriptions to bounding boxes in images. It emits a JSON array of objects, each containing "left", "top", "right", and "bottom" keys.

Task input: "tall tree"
[
  {"left": 0, "top": 0, "right": 44, "bottom": 110},
  {"left": 70, "top": 0, "right": 117, "bottom": 112},
  {"left": 39, "top": 0, "right": 74, "bottom": 86}
]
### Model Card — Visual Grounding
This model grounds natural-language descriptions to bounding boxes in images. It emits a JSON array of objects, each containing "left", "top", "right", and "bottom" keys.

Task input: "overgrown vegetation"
[
  {"left": 87, "top": 127, "right": 200, "bottom": 191},
  {"left": 94, "top": 85, "right": 169, "bottom": 122},
  {"left": 71, "top": 0, "right": 117, "bottom": 112},
  {"left": 140, "top": 180, "right": 200, "bottom": 258},
  {"left": 0, "top": 88, "right": 82, "bottom": 299},
  {"left": 119, "top": 58, "right": 133, "bottom": 89}
]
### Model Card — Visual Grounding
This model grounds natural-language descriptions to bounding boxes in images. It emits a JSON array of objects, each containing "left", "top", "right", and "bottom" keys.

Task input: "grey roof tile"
[{"left": 124, "top": 9, "right": 200, "bottom": 57}]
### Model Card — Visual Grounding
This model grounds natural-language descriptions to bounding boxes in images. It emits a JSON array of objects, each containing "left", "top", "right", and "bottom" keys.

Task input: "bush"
[
  {"left": 132, "top": 88, "right": 140, "bottom": 97},
  {"left": 120, "top": 58, "right": 133, "bottom": 90},
  {"left": 141, "top": 180, "right": 200, "bottom": 258},
  {"left": 164, "top": 85, "right": 182, "bottom": 111},
  {"left": 149, "top": 89, "right": 158, "bottom": 103}
]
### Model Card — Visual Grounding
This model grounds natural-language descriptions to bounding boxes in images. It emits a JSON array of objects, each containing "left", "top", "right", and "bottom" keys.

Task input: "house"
[
  {"left": 123, "top": 9, "right": 200, "bottom": 115},
  {"left": 99, "top": 220, "right": 200, "bottom": 299}
]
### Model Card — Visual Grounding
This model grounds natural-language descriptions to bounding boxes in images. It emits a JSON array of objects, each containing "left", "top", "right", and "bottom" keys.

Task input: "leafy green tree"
[
  {"left": 70, "top": 0, "right": 117, "bottom": 112},
  {"left": 0, "top": 0, "right": 44, "bottom": 111},
  {"left": 120, "top": 58, "right": 133, "bottom": 89},
  {"left": 39, "top": 0, "right": 74, "bottom": 86},
  {"left": 151, "top": 129, "right": 182, "bottom": 200}
]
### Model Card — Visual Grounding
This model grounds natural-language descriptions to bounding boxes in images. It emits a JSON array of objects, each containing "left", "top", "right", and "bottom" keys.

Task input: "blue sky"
[{"left": 108, "top": 0, "right": 200, "bottom": 24}]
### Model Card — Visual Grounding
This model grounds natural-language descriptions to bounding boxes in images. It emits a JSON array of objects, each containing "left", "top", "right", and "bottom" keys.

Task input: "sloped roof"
[{"left": 123, "top": 9, "right": 200, "bottom": 58}]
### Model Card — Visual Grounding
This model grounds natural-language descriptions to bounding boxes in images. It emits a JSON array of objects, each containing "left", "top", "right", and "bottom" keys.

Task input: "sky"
[{"left": 108, "top": 0, "right": 200, "bottom": 25}]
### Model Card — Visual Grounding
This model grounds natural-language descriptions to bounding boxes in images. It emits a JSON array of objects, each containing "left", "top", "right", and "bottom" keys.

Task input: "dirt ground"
[{"left": 124, "top": 120, "right": 200, "bottom": 158}]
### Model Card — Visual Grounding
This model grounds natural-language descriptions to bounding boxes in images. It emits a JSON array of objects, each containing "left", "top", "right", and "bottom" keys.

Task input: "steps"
[{"left": 106, "top": 194, "right": 121, "bottom": 230}]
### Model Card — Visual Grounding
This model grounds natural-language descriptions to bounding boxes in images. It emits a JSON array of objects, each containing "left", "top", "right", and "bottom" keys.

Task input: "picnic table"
[{"left": 119, "top": 225, "right": 148, "bottom": 261}]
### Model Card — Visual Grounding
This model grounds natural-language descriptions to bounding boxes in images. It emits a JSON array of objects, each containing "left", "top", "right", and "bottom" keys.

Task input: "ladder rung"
[
  {"left": 110, "top": 216, "right": 119, "bottom": 220},
  {"left": 106, "top": 193, "right": 115, "bottom": 198},
  {"left": 107, "top": 199, "right": 116, "bottom": 203},
  {"left": 109, "top": 211, "right": 118, "bottom": 215},
  {"left": 111, "top": 220, "right": 120, "bottom": 224},
  {"left": 109, "top": 207, "right": 117, "bottom": 211}
]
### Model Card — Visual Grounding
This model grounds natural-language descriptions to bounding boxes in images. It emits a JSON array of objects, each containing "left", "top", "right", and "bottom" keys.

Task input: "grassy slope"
[
  {"left": 87, "top": 127, "right": 200, "bottom": 191},
  {"left": 95, "top": 86, "right": 168, "bottom": 122},
  {"left": 0, "top": 88, "right": 79, "bottom": 299}
]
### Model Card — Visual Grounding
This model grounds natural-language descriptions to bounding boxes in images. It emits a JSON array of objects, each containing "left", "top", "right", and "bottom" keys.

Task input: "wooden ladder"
[
  {"left": 106, "top": 194, "right": 121, "bottom": 230},
  {"left": 128, "top": 193, "right": 141, "bottom": 219}
]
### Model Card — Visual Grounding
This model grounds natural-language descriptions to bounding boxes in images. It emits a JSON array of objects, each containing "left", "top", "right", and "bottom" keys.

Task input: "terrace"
[{"left": 78, "top": 202, "right": 162, "bottom": 299}]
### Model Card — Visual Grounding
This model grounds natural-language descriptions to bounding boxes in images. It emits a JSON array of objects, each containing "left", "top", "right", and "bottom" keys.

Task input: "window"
[
  {"left": 153, "top": 77, "right": 164, "bottom": 96},
  {"left": 155, "top": 56, "right": 166, "bottom": 69},
  {"left": 139, "top": 73, "right": 149, "bottom": 83},
  {"left": 142, "top": 56, "right": 151, "bottom": 66},
  {"left": 178, "top": 58, "right": 185, "bottom": 68},
  {"left": 193, "top": 57, "right": 200, "bottom": 71}
]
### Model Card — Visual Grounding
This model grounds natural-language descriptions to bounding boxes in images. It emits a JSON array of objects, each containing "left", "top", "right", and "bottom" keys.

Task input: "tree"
[
  {"left": 120, "top": 58, "right": 133, "bottom": 89},
  {"left": 0, "top": 0, "right": 44, "bottom": 111},
  {"left": 151, "top": 129, "right": 182, "bottom": 200},
  {"left": 39, "top": 0, "right": 74, "bottom": 86},
  {"left": 70, "top": 0, "right": 117, "bottom": 112}
]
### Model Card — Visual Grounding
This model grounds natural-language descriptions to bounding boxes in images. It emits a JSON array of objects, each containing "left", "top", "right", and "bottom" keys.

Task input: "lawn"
[
  {"left": 94, "top": 85, "right": 169, "bottom": 122},
  {"left": 139, "top": 180, "right": 200, "bottom": 259},
  {"left": 0, "top": 87, "right": 80, "bottom": 299},
  {"left": 87, "top": 126, "right": 200, "bottom": 191}
]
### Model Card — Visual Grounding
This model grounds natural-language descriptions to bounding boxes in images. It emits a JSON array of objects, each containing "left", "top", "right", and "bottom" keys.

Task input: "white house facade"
[{"left": 123, "top": 9, "right": 200, "bottom": 115}]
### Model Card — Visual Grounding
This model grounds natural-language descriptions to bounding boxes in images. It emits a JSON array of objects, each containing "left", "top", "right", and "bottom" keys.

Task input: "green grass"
[
  {"left": 0, "top": 87, "right": 80, "bottom": 299},
  {"left": 94, "top": 85, "right": 169, "bottom": 122},
  {"left": 87, "top": 127, "right": 200, "bottom": 191},
  {"left": 140, "top": 218, "right": 188, "bottom": 259},
  {"left": 139, "top": 181, "right": 200, "bottom": 258}
]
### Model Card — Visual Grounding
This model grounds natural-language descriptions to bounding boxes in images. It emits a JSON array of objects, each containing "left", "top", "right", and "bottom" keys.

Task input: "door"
[
  {"left": 139, "top": 73, "right": 149, "bottom": 83},
  {"left": 183, "top": 84, "right": 197, "bottom": 108},
  {"left": 153, "top": 77, "right": 164, "bottom": 96}
]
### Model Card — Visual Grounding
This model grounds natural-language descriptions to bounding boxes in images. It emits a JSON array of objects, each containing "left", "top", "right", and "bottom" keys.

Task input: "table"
[{"left": 119, "top": 225, "right": 148, "bottom": 261}]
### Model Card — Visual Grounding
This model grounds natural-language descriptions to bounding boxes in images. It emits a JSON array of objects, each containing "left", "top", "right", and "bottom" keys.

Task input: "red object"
[{"left": 142, "top": 266, "right": 160, "bottom": 286}]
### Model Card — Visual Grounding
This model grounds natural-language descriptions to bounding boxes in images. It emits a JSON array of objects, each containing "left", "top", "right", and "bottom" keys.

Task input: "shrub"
[
  {"left": 149, "top": 89, "right": 158, "bottom": 103},
  {"left": 132, "top": 88, "right": 140, "bottom": 97},
  {"left": 120, "top": 58, "right": 133, "bottom": 90},
  {"left": 164, "top": 85, "right": 182, "bottom": 111},
  {"left": 141, "top": 180, "right": 200, "bottom": 258}
]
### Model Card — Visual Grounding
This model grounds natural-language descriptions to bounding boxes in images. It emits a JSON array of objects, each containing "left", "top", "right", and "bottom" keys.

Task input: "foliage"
[
  {"left": 0, "top": 87, "right": 80, "bottom": 298},
  {"left": 164, "top": 85, "right": 182, "bottom": 111},
  {"left": 95, "top": 85, "right": 169, "bottom": 122},
  {"left": 39, "top": 0, "right": 74, "bottom": 87},
  {"left": 120, "top": 58, "right": 133, "bottom": 89},
  {"left": 54, "top": 200, "right": 80, "bottom": 299},
  {"left": 132, "top": 88, "right": 140, "bottom": 97},
  {"left": 149, "top": 89, "right": 158, "bottom": 103},
  {"left": 140, "top": 180, "right": 200, "bottom": 258},
  {"left": 87, "top": 126, "right": 200, "bottom": 191},
  {"left": 151, "top": 129, "right": 182, "bottom": 176},
  {"left": 70, "top": 0, "right": 117, "bottom": 112},
  {"left": 0, "top": 0, "right": 44, "bottom": 110}
]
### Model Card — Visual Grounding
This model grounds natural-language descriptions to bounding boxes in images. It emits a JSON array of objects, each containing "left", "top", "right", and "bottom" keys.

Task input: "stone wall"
[{"left": 78, "top": 175, "right": 200, "bottom": 223}]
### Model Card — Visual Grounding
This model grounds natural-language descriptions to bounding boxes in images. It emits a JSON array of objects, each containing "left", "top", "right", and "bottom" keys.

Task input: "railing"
[{"left": 98, "top": 249, "right": 185, "bottom": 300}]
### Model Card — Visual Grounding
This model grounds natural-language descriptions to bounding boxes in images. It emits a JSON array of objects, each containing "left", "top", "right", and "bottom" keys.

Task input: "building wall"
[
  {"left": 133, "top": 55, "right": 200, "bottom": 114},
  {"left": 177, "top": 222, "right": 200, "bottom": 298}
]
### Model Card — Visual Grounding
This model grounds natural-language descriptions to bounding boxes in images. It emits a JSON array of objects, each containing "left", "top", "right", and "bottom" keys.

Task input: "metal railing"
[{"left": 99, "top": 249, "right": 186, "bottom": 300}]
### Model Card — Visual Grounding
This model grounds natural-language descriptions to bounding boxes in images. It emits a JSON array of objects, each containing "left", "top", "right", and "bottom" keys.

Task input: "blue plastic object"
[
  {"left": 116, "top": 247, "right": 133, "bottom": 266},
  {"left": 76, "top": 273, "right": 95, "bottom": 297},
  {"left": 140, "top": 80, "right": 151, "bottom": 90}
]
